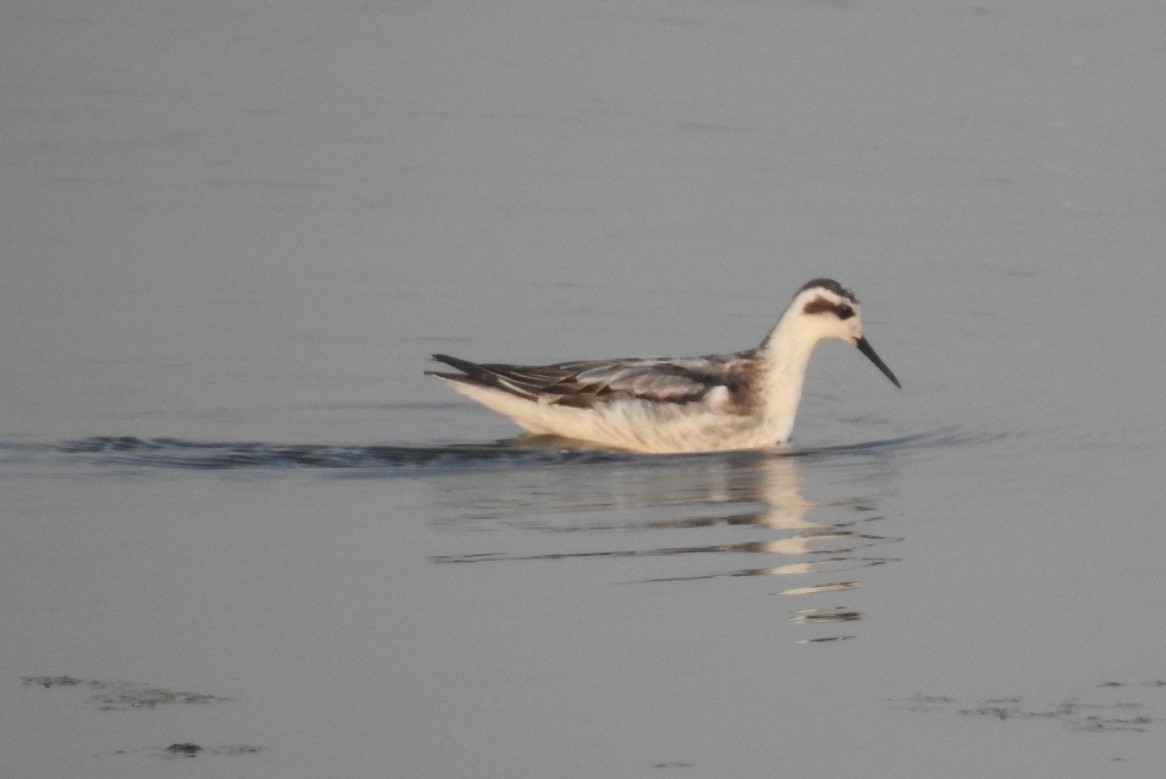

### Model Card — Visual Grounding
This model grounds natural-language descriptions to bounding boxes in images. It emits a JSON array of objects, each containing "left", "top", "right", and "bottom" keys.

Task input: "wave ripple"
[{"left": 53, "top": 436, "right": 619, "bottom": 470}]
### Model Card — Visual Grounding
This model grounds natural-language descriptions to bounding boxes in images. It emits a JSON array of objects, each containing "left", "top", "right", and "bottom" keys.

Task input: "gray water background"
[{"left": 3, "top": 1, "right": 1166, "bottom": 776}]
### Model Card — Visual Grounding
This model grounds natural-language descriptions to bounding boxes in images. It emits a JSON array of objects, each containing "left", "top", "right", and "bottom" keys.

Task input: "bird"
[{"left": 425, "top": 278, "right": 900, "bottom": 453}]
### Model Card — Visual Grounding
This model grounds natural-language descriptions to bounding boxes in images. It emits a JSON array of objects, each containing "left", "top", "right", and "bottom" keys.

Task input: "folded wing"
[{"left": 427, "top": 352, "right": 757, "bottom": 410}]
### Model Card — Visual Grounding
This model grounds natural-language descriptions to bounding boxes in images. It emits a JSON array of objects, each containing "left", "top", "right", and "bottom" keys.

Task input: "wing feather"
[{"left": 428, "top": 351, "right": 759, "bottom": 410}]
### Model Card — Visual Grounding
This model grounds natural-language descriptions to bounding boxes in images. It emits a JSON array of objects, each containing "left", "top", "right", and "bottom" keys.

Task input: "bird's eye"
[{"left": 836, "top": 305, "right": 854, "bottom": 320}]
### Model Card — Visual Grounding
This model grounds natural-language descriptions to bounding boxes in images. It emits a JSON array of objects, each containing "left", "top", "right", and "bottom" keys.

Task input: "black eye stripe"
[{"left": 803, "top": 297, "right": 856, "bottom": 320}]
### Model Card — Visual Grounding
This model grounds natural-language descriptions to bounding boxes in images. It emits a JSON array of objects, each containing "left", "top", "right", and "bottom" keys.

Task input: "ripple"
[
  {"left": 0, "top": 427, "right": 977, "bottom": 474},
  {"left": 50, "top": 435, "right": 621, "bottom": 471}
]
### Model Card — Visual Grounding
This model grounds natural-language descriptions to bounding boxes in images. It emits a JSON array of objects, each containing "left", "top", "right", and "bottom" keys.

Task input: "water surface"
[{"left": 4, "top": 1, "right": 1166, "bottom": 777}]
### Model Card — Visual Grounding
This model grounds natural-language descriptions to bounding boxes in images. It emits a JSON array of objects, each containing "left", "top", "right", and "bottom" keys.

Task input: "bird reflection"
[{"left": 432, "top": 451, "right": 901, "bottom": 643}]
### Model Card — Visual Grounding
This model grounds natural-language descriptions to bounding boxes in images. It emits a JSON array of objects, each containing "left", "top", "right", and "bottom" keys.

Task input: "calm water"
[{"left": 4, "top": 1, "right": 1166, "bottom": 777}]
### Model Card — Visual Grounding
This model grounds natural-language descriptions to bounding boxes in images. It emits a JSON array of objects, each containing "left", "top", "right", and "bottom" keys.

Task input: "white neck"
[{"left": 757, "top": 311, "right": 823, "bottom": 442}]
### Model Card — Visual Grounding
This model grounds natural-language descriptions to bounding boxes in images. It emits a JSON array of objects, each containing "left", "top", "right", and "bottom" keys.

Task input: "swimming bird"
[{"left": 425, "top": 278, "right": 900, "bottom": 453}]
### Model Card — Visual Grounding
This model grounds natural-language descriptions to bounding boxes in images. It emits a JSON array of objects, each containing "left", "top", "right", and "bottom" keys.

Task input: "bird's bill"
[{"left": 855, "top": 336, "right": 901, "bottom": 388}]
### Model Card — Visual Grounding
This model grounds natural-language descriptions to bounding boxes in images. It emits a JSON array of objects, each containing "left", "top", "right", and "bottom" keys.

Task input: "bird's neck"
[{"left": 756, "top": 316, "right": 820, "bottom": 441}]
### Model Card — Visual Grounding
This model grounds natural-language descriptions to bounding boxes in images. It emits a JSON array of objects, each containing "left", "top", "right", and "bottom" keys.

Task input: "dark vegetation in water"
[
  {"left": 107, "top": 742, "right": 264, "bottom": 760},
  {"left": 21, "top": 676, "right": 263, "bottom": 759},
  {"left": 142, "top": 743, "right": 263, "bottom": 760},
  {"left": 166, "top": 743, "right": 202, "bottom": 756},
  {"left": 22, "top": 675, "right": 232, "bottom": 710},
  {"left": 889, "top": 682, "right": 1166, "bottom": 733}
]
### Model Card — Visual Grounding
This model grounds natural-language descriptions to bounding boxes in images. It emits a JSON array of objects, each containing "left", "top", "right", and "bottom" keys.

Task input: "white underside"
[{"left": 436, "top": 378, "right": 794, "bottom": 453}]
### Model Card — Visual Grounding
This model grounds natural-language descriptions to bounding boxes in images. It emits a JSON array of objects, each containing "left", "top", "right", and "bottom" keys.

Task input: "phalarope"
[{"left": 426, "top": 279, "right": 900, "bottom": 453}]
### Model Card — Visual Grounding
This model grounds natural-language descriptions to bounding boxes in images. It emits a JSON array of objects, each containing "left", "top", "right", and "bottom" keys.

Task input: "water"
[{"left": 4, "top": 0, "right": 1166, "bottom": 776}]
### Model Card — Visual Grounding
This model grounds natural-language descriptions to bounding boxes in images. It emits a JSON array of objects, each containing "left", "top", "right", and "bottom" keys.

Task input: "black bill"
[{"left": 855, "top": 336, "right": 901, "bottom": 389}]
